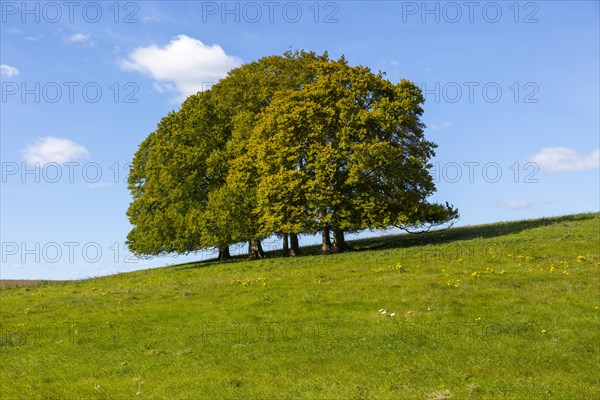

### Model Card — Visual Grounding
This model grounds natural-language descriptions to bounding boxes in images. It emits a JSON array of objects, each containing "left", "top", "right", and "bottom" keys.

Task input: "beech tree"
[
  {"left": 127, "top": 50, "right": 457, "bottom": 260},
  {"left": 126, "top": 90, "right": 232, "bottom": 259},
  {"left": 250, "top": 57, "right": 457, "bottom": 252},
  {"left": 127, "top": 51, "right": 329, "bottom": 259}
]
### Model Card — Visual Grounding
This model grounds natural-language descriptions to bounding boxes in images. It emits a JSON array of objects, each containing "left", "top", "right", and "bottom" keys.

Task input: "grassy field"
[
  {"left": 1, "top": 213, "right": 599, "bottom": 399},
  {"left": 0, "top": 280, "right": 69, "bottom": 290}
]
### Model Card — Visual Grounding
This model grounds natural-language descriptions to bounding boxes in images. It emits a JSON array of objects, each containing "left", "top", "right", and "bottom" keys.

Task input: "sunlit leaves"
[{"left": 126, "top": 50, "right": 457, "bottom": 257}]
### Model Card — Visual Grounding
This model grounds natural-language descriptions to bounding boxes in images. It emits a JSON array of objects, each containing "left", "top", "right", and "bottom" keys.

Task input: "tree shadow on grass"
[
  {"left": 172, "top": 212, "right": 596, "bottom": 271},
  {"left": 347, "top": 212, "right": 596, "bottom": 253}
]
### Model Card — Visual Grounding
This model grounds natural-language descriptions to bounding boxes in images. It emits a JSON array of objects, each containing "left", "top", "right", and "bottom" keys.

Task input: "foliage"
[{"left": 126, "top": 51, "right": 457, "bottom": 257}]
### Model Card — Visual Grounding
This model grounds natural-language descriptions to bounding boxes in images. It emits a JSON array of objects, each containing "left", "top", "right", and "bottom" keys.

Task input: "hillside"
[{"left": 1, "top": 213, "right": 599, "bottom": 399}]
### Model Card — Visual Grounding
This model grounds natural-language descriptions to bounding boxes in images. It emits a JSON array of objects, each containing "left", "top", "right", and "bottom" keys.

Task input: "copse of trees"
[{"left": 126, "top": 51, "right": 458, "bottom": 260}]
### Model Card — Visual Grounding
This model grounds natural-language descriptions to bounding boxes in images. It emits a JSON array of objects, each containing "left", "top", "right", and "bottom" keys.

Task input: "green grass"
[{"left": 1, "top": 213, "right": 599, "bottom": 399}]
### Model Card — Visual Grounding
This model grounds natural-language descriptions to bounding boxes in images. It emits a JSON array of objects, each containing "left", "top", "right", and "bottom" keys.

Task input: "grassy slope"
[{"left": 1, "top": 213, "right": 599, "bottom": 399}]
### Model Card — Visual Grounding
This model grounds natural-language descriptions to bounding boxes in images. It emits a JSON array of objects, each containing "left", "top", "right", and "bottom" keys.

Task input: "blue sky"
[{"left": 1, "top": 1, "right": 598, "bottom": 280}]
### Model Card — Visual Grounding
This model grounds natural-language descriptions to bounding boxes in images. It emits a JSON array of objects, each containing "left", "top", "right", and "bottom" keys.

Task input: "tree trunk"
[
  {"left": 289, "top": 233, "right": 300, "bottom": 256},
  {"left": 321, "top": 227, "right": 332, "bottom": 253},
  {"left": 282, "top": 233, "right": 290, "bottom": 257},
  {"left": 218, "top": 246, "right": 231, "bottom": 260},
  {"left": 248, "top": 239, "right": 266, "bottom": 259},
  {"left": 332, "top": 228, "right": 351, "bottom": 253}
]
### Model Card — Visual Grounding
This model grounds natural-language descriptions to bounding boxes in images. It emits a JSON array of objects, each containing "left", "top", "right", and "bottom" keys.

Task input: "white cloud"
[
  {"left": 65, "top": 33, "right": 90, "bottom": 44},
  {"left": 119, "top": 35, "right": 241, "bottom": 101},
  {"left": 1, "top": 64, "right": 20, "bottom": 78},
  {"left": 390, "top": 60, "right": 399, "bottom": 67},
  {"left": 429, "top": 121, "right": 451, "bottom": 130},
  {"left": 529, "top": 147, "right": 599, "bottom": 172},
  {"left": 497, "top": 200, "right": 534, "bottom": 210},
  {"left": 25, "top": 34, "right": 43, "bottom": 42},
  {"left": 142, "top": 15, "right": 161, "bottom": 23},
  {"left": 88, "top": 182, "right": 113, "bottom": 189},
  {"left": 22, "top": 137, "right": 90, "bottom": 166}
]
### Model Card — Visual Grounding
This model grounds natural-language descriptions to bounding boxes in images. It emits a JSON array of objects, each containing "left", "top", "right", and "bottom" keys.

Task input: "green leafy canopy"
[{"left": 126, "top": 50, "right": 458, "bottom": 257}]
